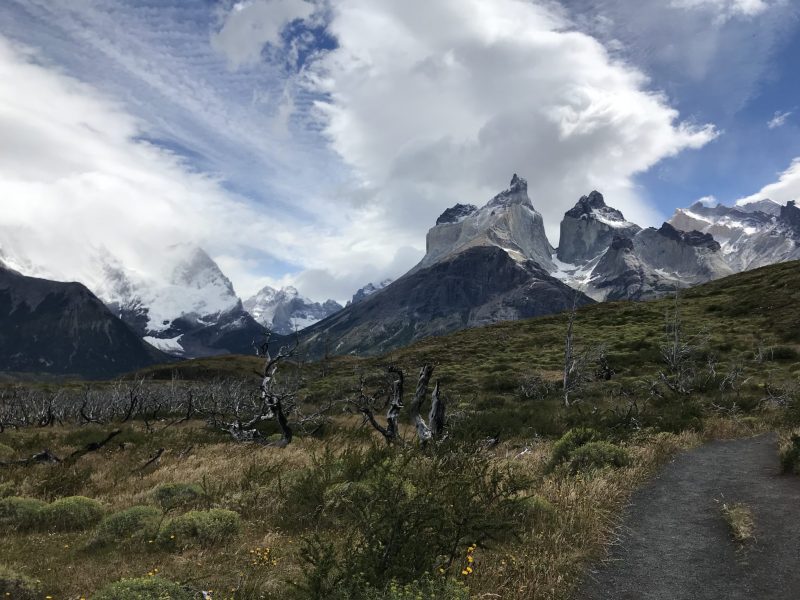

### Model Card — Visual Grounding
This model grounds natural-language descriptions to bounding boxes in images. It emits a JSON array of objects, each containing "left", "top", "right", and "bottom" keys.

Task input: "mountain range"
[{"left": 1, "top": 173, "right": 798, "bottom": 376}]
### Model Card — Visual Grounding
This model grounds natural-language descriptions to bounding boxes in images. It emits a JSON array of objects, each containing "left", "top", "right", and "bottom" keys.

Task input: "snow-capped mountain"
[
  {"left": 667, "top": 199, "right": 800, "bottom": 272},
  {"left": 297, "top": 175, "right": 591, "bottom": 358},
  {"left": 243, "top": 285, "right": 342, "bottom": 335},
  {"left": 348, "top": 279, "right": 393, "bottom": 306}
]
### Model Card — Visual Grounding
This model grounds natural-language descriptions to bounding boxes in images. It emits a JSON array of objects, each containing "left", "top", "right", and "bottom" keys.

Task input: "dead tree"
[
  {"left": 659, "top": 290, "right": 704, "bottom": 395},
  {"left": 563, "top": 294, "right": 578, "bottom": 407},
  {"left": 352, "top": 367, "right": 404, "bottom": 445}
]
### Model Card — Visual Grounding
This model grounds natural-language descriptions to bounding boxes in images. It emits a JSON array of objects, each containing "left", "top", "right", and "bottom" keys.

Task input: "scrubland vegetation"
[{"left": 1, "top": 262, "right": 799, "bottom": 599}]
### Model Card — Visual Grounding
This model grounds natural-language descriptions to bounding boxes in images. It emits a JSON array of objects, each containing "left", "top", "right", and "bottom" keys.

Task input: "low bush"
[
  {"left": 567, "top": 441, "right": 630, "bottom": 474},
  {"left": 95, "top": 505, "right": 163, "bottom": 545},
  {"left": 293, "top": 443, "right": 530, "bottom": 598},
  {"left": 0, "top": 564, "right": 42, "bottom": 600},
  {"left": 547, "top": 427, "right": 599, "bottom": 471},
  {"left": 41, "top": 496, "right": 104, "bottom": 531},
  {"left": 31, "top": 464, "right": 93, "bottom": 500},
  {"left": 92, "top": 577, "right": 193, "bottom": 600},
  {"left": 0, "top": 497, "right": 46, "bottom": 531},
  {"left": 780, "top": 434, "right": 800, "bottom": 475},
  {"left": 158, "top": 509, "right": 241, "bottom": 549},
  {"left": 151, "top": 482, "right": 205, "bottom": 512}
]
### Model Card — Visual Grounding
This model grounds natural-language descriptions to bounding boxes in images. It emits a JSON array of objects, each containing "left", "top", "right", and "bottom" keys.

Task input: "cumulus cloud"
[
  {"left": 736, "top": 158, "right": 800, "bottom": 206},
  {"left": 768, "top": 110, "right": 792, "bottom": 129},
  {"left": 0, "top": 35, "right": 425, "bottom": 303},
  {"left": 212, "top": 0, "right": 316, "bottom": 69},
  {"left": 306, "top": 0, "right": 717, "bottom": 241}
]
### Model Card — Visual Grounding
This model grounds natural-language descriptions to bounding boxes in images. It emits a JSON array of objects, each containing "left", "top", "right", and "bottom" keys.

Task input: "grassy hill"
[{"left": 2, "top": 261, "right": 796, "bottom": 600}]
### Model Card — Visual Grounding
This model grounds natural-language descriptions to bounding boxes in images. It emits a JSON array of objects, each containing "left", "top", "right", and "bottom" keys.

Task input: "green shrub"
[
  {"left": 567, "top": 441, "right": 630, "bottom": 474},
  {"left": 780, "top": 435, "right": 800, "bottom": 475},
  {"left": 547, "top": 428, "right": 599, "bottom": 471},
  {"left": 92, "top": 577, "right": 193, "bottom": 600},
  {"left": 294, "top": 443, "right": 529, "bottom": 598},
  {"left": 0, "top": 564, "right": 42, "bottom": 600},
  {"left": 0, "top": 497, "right": 46, "bottom": 531},
  {"left": 158, "top": 509, "right": 241, "bottom": 549},
  {"left": 95, "top": 505, "right": 163, "bottom": 545},
  {"left": 0, "top": 443, "right": 14, "bottom": 459},
  {"left": 41, "top": 496, "right": 104, "bottom": 531},
  {"left": 151, "top": 482, "right": 204, "bottom": 511}
]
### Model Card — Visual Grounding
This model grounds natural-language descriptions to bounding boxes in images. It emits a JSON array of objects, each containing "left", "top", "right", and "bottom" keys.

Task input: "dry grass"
[{"left": 720, "top": 502, "right": 756, "bottom": 544}]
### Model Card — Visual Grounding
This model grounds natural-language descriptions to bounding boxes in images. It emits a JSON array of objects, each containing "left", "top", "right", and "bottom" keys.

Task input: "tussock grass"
[{"left": 721, "top": 502, "right": 756, "bottom": 543}]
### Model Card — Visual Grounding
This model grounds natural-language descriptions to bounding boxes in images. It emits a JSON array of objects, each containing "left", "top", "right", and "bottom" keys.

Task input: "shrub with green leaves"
[
  {"left": 40, "top": 496, "right": 104, "bottom": 531},
  {"left": 151, "top": 482, "right": 204, "bottom": 511},
  {"left": 158, "top": 509, "right": 241, "bottom": 549},
  {"left": 547, "top": 427, "right": 599, "bottom": 471},
  {"left": 92, "top": 577, "right": 193, "bottom": 600},
  {"left": 0, "top": 564, "right": 43, "bottom": 600},
  {"left": 567, "top": 441, "right": 629, "bottom": 474},
  {"left": 0, "top": 497, "right": 46, "bottom": 531},
  {"left": 95, "top": 505, "right": 163, "bottom": 545},
  {"left": 293, "top": 442, "right": 530, "bottom": 598},
  {"left": 780, "top": 434, "right": 800, "bottom": 475}
]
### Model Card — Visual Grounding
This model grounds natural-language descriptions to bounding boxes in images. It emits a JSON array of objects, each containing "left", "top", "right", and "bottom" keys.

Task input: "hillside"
[{"left": 0, "top": 266, "right": 170, "bottom": 379}]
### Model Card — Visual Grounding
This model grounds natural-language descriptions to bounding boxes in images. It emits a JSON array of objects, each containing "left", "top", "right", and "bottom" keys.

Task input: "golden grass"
[{"left": 720, "top": 502, "right": 756, "bottom": 544}]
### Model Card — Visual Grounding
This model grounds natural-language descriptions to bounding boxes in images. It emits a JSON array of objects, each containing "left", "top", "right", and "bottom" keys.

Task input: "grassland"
[{"left": 1, "top": 261, "right": 799, "bottom": 599}]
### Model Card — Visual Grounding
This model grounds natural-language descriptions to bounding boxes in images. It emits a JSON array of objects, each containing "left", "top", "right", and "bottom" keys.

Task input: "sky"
[{"left": 0, "top": 0, "right": 798, "bottom": 303}]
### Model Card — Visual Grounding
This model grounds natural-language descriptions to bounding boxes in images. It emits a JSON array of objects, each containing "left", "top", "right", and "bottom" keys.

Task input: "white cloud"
[
  {"left": 697, "top": 195, "right": 719, "bottom": 207},
  {"left": 306, "top": 0, "right": 717, "bottom": 241},
  {"left": 0, "top": 35, "right": 424, "bottom": 303},
  {"left": 212, "top": 0, "right": 316, "bottom": 69},
  {"left": 736, "top": 158, "right": 800, "bottom": 206},
  {"left": 768, "top": 110, "right": 792, "bottom": 129}
]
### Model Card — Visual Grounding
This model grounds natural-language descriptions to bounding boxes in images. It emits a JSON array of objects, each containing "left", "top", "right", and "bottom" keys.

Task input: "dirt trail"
[{"left": 576, "top": 433, "right": 800, "bottom": 600}]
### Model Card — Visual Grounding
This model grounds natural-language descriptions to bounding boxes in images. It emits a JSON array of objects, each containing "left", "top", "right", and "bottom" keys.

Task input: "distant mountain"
[
  {"left": 0, "top": 265, "right": 169, "bottom": 379},
  {"left": 667, "top": 199, "right": 800, "bottom": 272},
  {"left": 94, "top": 245, "right": 265, "bottom": 357},
  {"left": 243, "top": 285, "right": 342, "bottom": 335},
  {"left": 298, "top": 175, "right": 592, "bottom": 358},
  {"left": 348, "top": 279, "right": 393, "bottom": 306}
]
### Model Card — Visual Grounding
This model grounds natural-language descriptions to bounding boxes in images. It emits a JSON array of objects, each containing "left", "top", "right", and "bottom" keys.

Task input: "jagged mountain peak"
[
  {"left": 421, "top": 174, "right": 554, "bottom": 271},
  {"left": 244, "top": 285, "right": 342, "bottom": 335},
  {"left": 487, "top": 173, "right": 531, "bottom": 208},
  {"left": 657, "top": 222, "right": 721, "bottom": 251},
  {"left": 557, "top": 191, "right": 640, "bottom": 264},
  {"left": 436, "top": 203, "right": 478, "bottom": 225}
]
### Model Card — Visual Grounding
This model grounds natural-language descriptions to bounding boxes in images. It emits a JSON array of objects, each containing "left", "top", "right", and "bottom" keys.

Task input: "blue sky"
[{"left": 0, "top": 0, "right": 798, "bottom": 301}]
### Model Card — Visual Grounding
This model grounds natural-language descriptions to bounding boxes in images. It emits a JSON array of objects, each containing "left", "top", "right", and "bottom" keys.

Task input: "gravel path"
[{"left": 576, "top": 433, "right": 800, "bottom": 600}]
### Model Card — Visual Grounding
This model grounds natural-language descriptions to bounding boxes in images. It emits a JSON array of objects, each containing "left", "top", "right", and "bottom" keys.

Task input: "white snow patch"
[{"left": 144, "top": 335, "right": 184, "bottom": 355}]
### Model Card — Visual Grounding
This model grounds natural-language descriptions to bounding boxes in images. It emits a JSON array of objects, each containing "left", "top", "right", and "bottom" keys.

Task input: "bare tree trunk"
[
  {"left": 385, "top": 367, "right": 404, "bottom": 442},
  {"left": 563, "top": 294, "right": 578, "bottom": 407},
  {"left": 409, "top": 365, "right": 435, "bottom": 445},
  {"left": 428, "top": 381, "right": 446, "bottom": 440}
]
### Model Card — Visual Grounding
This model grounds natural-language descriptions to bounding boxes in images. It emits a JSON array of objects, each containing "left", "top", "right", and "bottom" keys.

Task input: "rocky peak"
[
  {"left": 486, "top": 173, "right": 532, "bottom": 208},
  {"left": 610, "top": 234, "right": 635, "bottom": 251},
  {"left": 349, "top": 279, "right": 393, "bottom": 305},
  {"left": 420, "top": 174, "right": 554, "bottom": 271},
  {"left": 657, "top": 223, "right": 721, "bottom": 251},
  {"left": 779, "top": 200, "right": 800, "bottom": 235},
  {"left": 565, "top": 191, "right": 610, "bottom": 218},
  {"left": 436, "top": 204, "right": 478, "bottom": 225},
  {"left": 557, "top": 191, "right": 640, "bottom": 264}
]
